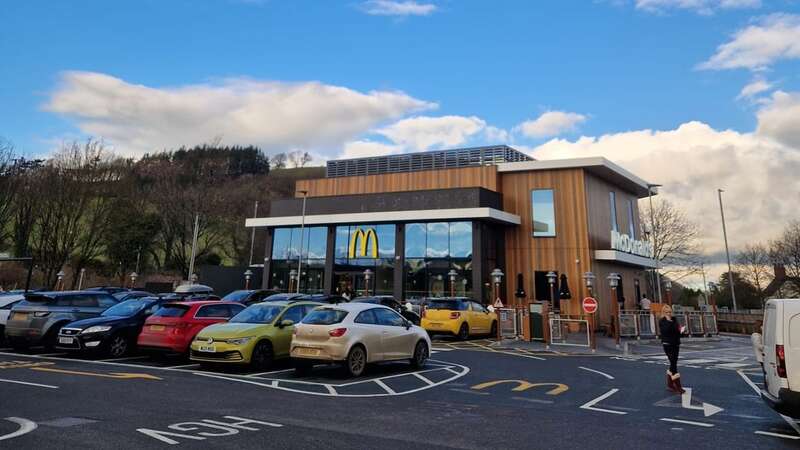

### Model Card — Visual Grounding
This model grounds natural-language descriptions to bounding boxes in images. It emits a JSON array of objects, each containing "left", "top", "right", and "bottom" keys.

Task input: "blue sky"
[{"left": 2, "top": 0, "right": 800, "bottom": 279}]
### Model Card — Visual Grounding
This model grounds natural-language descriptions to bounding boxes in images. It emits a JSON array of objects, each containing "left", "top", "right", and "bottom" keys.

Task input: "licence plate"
[
  {"left": 10, "top": 312, "right": 27, "bottom": 321},
  {"left": 150, "top": 325, "right": 165, "bottom": 331},
  {"left": 296, "top": 347, "right": 320, "bottom": 356},
  {"left": 198, "top": 345, "right": 216, "bottom": 353},
  {"left": 427, "top": 322, "right": 443, "bottom": 326},
  {"left": 58, "top": 337, "right": 74, "bottom": 345}
]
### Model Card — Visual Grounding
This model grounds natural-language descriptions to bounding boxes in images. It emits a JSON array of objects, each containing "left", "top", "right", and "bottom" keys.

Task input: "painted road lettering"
[
  {"left": 0, "top": 361, "right": 55, "bottom": 369},
  {"left": 471, "top": 380, "right": 569, "bottom": 395},
  {"left": 30, "top": 367, "right": 161, "bottom": 380},
  {"left": 137, "top": 416, "right": 283, "bottom": 445}
]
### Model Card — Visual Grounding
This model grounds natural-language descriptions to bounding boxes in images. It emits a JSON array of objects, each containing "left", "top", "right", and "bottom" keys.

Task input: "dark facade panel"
[{"left": 270, "top": 187, "right": 503, "bottom": 217}]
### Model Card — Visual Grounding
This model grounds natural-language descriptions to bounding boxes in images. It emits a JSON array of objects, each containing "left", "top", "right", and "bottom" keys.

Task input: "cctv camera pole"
[
  {"left": 718, "top": 189, "right": 737, "bottom": 312},
  {"left": 188, "top": 214, "right": 200, "bottom": 283}
]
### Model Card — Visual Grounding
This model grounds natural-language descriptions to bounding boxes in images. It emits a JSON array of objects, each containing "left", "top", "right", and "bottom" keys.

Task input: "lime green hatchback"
[{"left": 190, "top": 300, "right": 322, "bottom": 369}]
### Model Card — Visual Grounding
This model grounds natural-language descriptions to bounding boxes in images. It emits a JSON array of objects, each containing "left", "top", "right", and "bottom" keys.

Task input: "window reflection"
[
  {"left": 426, "top": 222, "right": 449, "bottom": 258},
  {"left": 403, "top": 222, "right": 473, "bottom": 300},
  {"left": 531, "top": 189, "right": 556, "bottom": 237}
]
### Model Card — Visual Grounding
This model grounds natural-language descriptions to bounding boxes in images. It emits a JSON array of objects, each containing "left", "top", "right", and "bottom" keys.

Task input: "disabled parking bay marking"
[
  {"left": 137, "top": 416, "right": 282, "bottom": 445},
  {"left": 0, "top": 417, "right": 37, "bottom": 442},
  {"left": 470, "top": 380, "right": 569, "bottom": 395}
]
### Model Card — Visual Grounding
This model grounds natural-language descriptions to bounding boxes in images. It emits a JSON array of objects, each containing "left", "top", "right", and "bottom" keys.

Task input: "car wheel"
[
  {"left": 294, "top": 360, "right": 313, "bottom": 376},
  {"left": 458, "top": 323, "right": 469, "bottom": 341},
  {"left": 106, "top": 334, "right": 129, "bottom": 358},
  {"left": 42, "top": 328, "right": 60, "bottom": 351},
  {"left": 489, "top": 321, "right": 498, "bottom": 338},
  {"left": 345, "top": 345, "right": 366, "bottom": 377},
  {"left": 251, "top": 341, "right": 274, "bottom": 371},
  {"left": 410, "top": 341, "right": 428, "bottom": 369}
]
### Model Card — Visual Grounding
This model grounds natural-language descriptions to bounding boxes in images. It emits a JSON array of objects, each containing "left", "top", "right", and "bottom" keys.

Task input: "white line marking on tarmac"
[
  {"left": 0, "top": 417, "right": 37, "bottom": 441},
  {"left": 412, "top": 372, "right": 435, "bottom": 385},
  {"left": 37, "top": 353, "right": 67, "bottom": 357},
  {"left": 579, "top": 389, "right": 627, "bottom": 415},
  {"left": 373, "top": 379, "right": 396, "bottom": 395},
  {"left": 162, "top": 363, "right": 200, "bottom": 369},
  {"left": 660, "top": 418, "right": 714, "bottom": 427},
  {"left": 449, "top": 388, "right": 488, "bottom": 395},
  {"left": 578, "top": 366, "right": 614, "bottom": 380},
  {"left": 512, "top": 396, "right": 553, "bottom": 404},
  {"left": 755, "top": 431, "right": 800, "bottom": 440},
  {"left": 0, "top": 378, "right": 58, "bottom": 389},
  {"left": 323, "top": 384, "right": 337, "bottom": 395},
  {"left": 247, "top": 368, "right": 294, "bottom": 377},
  {"left": 738, "top": 370, "right": 800, "bottom": 435}
]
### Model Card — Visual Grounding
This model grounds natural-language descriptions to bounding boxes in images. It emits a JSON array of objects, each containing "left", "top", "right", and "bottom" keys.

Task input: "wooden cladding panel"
[
  {"left": 295, "top": 166, "right": 499, "bottom": 197},
  {"left": 584, "top": 173, "right": 642, "bottom": 251},
  {"left": 500, "top": 169, "right": 593, "bottom": 316}
]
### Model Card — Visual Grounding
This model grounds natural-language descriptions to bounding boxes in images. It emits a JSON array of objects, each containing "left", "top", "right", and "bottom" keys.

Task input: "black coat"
[{"left": 659, "top": 317, "right": 681, "bottom": 346}]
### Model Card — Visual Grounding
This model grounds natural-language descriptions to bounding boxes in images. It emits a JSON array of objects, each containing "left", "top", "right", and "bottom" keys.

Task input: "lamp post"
[
  {"left": 583, "top": 271, "right": 596, "bottom": 351},
  {"left": 664, "top": 280, "right": 672, "bottom": 305},
  {"left": 289, "top": 269, "right": 297, "bottom": 293},
  {"left": 244, "top": 269, "right": 253, "bottom": 289},
  {"left": 78, "top": 268, "right": 86, "bottom": 290},
  {"left": 718, "top": 189, "right": 737, "bottom": 312},
  {"left": 546, "top": 271, "right": 558, "bottom": 312},
  {"left": 491, "top": 268, "right": 504, "bottom": 341},
  {"left": 448, "top": 269, "right": 457, "bottom": 297},
  {"left": 296, "top": 190, "right": 308, "bottom": 294},
  {"left": 56, "top": 270, "right": 65, "bottom": 291},
  {"left": 648, "top": 183, "right": 663, "bottom": 303},
  {"left": 130, "top": 272, "right": 138, "bottom": 288},
  {"left": 363, "top": 269, "right": 373, "bottom": 296},
  {"left": 607, "top": 272, "right": 621, "bottom": 347}
]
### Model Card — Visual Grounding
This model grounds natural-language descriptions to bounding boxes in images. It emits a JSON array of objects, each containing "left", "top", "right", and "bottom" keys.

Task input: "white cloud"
[
  {"left": 359, "top": 1, "right": 437, "bottom": 16},
  {"left": 756, "top": 90, "right": 800, "bottom": 148},
  {"left": 635, "top": 0, "right": 760, "bottom": 15},
  {"left": 531, "top": 118, "right": 800, "bottom": 261},
  {"left": 375, "top": 115, "right": 486, "bottom": 150},
  {"left": 698, "top": 14, "right": 800, "bottom": 70},
  {"left": 516, "top": 111, "right": 587, "bottom": 139},
  {"left": 485, "top": 125, "right": 510, "bottom": 143},
  {"left": 736, "top": 77, "right": 772, "bottom": 100},
  {"left": 338, "top": 139, "right": 403, "bottom": 159},
  {"left": 44, "top": 71, "right": 434, "bottom": 158}
]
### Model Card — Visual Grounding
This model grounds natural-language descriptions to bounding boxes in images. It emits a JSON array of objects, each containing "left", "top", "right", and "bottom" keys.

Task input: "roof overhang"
[
  {"left": 498, "top": 157, "right": 655, "bottom": 198},
  {"left": 246, "top": 207, "right": 521, "bottom": 228},
  {"left": 594, "top": 250, "right": 659, "bottom": 269}
]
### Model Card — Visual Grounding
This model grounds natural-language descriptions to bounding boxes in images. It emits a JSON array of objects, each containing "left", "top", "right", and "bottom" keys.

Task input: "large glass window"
[
  {"left": 270, "top": 226, "right": 328, "bottom": 293},
  {"left": 609, "top": 191, "right": 619, "bottom": 232},
  {"left": 426, "top": 222, "right": 449, "bottom": 258},
  {"left": 403, "top": 222, "right": 473, "bottom": 301},
  {"left": 449, "top": 222, "right": 472, "bottom": 257},
  {"left": 627, "top": 199, "right": 636, "bottom": 237},
  {"left": 404, "top": 223, "right": 426, "bottom": 258},
  {"left": 333, "top": 225, "right": 396, "bottom": 296},
  {"left": 531, "top": 189, "right": 556, "bottom": 237}
]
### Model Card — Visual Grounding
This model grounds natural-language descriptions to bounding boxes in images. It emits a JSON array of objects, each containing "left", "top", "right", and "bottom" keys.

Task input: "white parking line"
[
  {"left": 373, "top": 379, "right": 396, "bottom": 395},
  {"left": 755, "top": 431, "right": 800, "bottom": 440},
  {"left": 0, "top": 378, "right": 59, "bottom": 389},
  {"left": 578, "top": 366, "right": 614, "bottom": 380},
  {"left": 660, "top": 418, "right": 714, "bottom": 427},
  {"left": 323, "top": 384, "right": 337, "bottom": 395},
  {"left": 163, "top": 363, "right": 200, "bottom": 369},
  {"left": 579, "top": 389, "right": 627, "bottom": 415},
  {"left": 247, "top": 368, "right": 294, "bottom": 377},
  {"left": 412, "top": 372, "right": 434, "bottom": 385},
  {"left": 37, "top": 353, "right": 67, "bottom": 357},
  {"left": 738, "top": 369, "right": 800, "bottom": 435}
]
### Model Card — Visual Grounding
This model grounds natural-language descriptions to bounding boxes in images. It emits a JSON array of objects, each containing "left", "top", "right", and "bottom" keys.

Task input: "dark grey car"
[{"left": 5, "top": 291, "right": 119, "bottom": 350}]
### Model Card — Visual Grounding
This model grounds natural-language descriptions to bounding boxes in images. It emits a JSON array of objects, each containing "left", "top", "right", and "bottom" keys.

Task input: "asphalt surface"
[{"left": 0, "top": 337, "right": 795, "bottom": 449}]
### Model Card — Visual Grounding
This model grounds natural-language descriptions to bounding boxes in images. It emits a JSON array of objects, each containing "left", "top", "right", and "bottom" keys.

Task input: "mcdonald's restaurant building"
[{"left": 246, "top": 146, "right": 659, "bottom": 326}]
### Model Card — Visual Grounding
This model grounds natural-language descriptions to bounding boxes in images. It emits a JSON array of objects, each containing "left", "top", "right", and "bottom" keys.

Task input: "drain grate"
[{"left": 40, "top": 417, "right": 98, "bottom": 427}]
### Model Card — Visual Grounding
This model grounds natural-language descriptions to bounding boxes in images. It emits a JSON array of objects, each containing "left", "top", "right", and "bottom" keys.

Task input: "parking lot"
[{"left": 0, "top": 335, "right": 796, "bottom": 449}]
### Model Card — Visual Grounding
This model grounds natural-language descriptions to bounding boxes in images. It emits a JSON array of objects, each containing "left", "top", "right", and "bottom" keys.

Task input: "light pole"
[
  {"left": 188, "top": 214, "right": 200, "bottom": 283},
  {"left": 363, "top": 269, "right": 373, "bottom": 296},
  {"left": 296, "top": 190, "right": 308, "bottom": 294},
  {"left": 648, "top": 183, "right": 663, "bottom": 303},
  {"left": 130, "top": 272, "right": 138, "bottom": 288},
  {"left": 289, "top": 269, "right": 297, "bottom": 293},
  {"left": 607, "top": 272, "right": 621, "bottom": 347},
  {"left": 491, "top": 268, "right": 504, "bottom": 341},
  {"left": 718, "top": 189, "right": 737, "bottom": 312},
  {"left": 78, "top": 268, "right": 86, "bottom": 290},
  {"left": 57, "top": 270, "right": 65, "bottom": 291},
  {"left": 546, "top": 271, "right": 558, "bottom": 312},
  {"left": 664, "top": 280, "right": 672, "bottom": 305},
  {"left": 248, "top": 201, "right": 259, "bottom": 267},
  {"left": 448, "top": 269, "right": 457, "bottom": 297},
  {"left": 244, "top": 269, "right": 253, "bottom": 289},
  {"left": 583, "top": 271, "right": 596, "bottom": 351}
]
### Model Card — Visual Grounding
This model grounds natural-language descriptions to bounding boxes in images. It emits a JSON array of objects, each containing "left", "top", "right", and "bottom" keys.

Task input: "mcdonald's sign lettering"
[{"left": 348, "top": 228, "right": 378, "bottom": 259}]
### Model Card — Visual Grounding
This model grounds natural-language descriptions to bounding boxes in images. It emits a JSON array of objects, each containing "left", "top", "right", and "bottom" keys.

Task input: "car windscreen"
[
  {"left": 301, "top": 309, "right": 348, "bottom": 325},
  {"left": 265, "top": 294, "right": 296, "bottom": 301},
  {"left": 102, "top": 299, "right": 149, "bottom": 317},
  {"left": 230, "top": 304, "right": 283, "bottom": 324},
  {"left": 222, "top": 291, "right": 251, "bottom": 302},
  {"left": 426, "top": 300, "right": 468, "bottom": 311},
  {"left": 152, "top": 304, "right": 190, "bottom": 318}
]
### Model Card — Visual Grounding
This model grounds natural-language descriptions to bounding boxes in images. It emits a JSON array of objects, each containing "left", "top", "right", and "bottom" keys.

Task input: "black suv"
[
  {"left": 5, "top": 291, "right": 119, "bottom": 351},
  {"left": 352, "top": 295, "right": 421, "bottom": 325}
]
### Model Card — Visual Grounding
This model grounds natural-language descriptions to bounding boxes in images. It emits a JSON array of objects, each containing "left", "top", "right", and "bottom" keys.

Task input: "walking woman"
[{"left": 660, "top": 305, "right": 685, "bottom": 394}]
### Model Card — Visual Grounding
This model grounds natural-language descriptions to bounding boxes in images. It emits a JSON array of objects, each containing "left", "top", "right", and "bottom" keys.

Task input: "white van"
[{"left": 752, "top": 299, "right": 800, "bottom": 418}]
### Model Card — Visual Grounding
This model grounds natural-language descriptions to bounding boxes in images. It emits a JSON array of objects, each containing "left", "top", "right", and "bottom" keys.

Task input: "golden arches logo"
[{"left": 348, "top": 228, "right": 378, "bottom": 259}]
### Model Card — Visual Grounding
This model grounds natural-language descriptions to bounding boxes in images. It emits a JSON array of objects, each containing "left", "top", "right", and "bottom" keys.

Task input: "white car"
[
  {"left": 752, "top": 299, "right": 800, "bottom": 418},
  {"left": 0, "top": 293, "right": 25, "bottom": 342},
  {"left": 291, "top": 302, "right": 431, "bottom": 377}
]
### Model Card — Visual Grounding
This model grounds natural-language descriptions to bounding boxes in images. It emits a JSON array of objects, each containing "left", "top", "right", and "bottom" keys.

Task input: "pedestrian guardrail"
[
  {"left": 548, "top": 315, "right": 590, "bottom": 347},
  {"left": 615, "top": 309, "right": 718, "bottom": 339},
  {"left": 498, "top": 308, "right": 518, "bottom": 338}
]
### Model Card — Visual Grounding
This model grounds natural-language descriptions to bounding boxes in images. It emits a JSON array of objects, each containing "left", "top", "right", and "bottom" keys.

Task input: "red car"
[{"left": 137, "top": 301, "right": 245, "bottom": 353}]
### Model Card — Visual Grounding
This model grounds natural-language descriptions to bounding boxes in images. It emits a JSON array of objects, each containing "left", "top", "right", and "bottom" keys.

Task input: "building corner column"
[
  {"left": 323, "top": 226, "right": 336, "bottom": 295},
  {"left": 394, "top": 223, "right": 405, "bottom": 301}
]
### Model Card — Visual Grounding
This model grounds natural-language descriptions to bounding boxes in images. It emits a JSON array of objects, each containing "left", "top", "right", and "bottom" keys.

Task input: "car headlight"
[
  {"left": 226, "top": 337, "right": 252, "bottom": 345},
  {"left": 82, "top": 325, "right": 112, "bottom": 334}
]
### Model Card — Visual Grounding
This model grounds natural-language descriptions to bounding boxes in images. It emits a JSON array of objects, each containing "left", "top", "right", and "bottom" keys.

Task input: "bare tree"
[
  {"left": 0, "top": 138, "right": 19, "bottom": 249},
  {"left": 288, "top": 150, "right": 312, "bottom": 168},
  {"left": 270, "top": 153, "right": 287, "bottom": 169},
  {"left": 735, "top": 243, "right": 772, "bottom": 304},
  {"left": 640, "top": 198, "right": 702, "bottom": 277},
  {"left": 771, "top": 220, "right": 800, "bottom": 281}
]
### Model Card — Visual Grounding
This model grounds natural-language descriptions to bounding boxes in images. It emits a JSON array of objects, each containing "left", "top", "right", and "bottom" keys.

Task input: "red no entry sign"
[{"left": 582, "top": 297, "right": 598, "bottom": 314}]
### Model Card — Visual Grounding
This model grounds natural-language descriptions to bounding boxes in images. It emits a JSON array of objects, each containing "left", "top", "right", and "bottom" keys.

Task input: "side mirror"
[{"left": 279, "top": 319, "right": 294, "bottom": 328}]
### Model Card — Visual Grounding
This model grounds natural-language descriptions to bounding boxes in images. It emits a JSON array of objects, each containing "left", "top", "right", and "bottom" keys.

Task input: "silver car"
[{"left": 291, "top": 302, "right": 431, "bottom": 377}]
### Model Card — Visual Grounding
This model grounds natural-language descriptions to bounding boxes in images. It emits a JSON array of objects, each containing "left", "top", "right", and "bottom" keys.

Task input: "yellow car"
[
  {"left": 421, "top": 298, "right": 497, "bottom": 340},
  {"left": 190, "top": 300, "right": 322, "bottom": 369}
]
